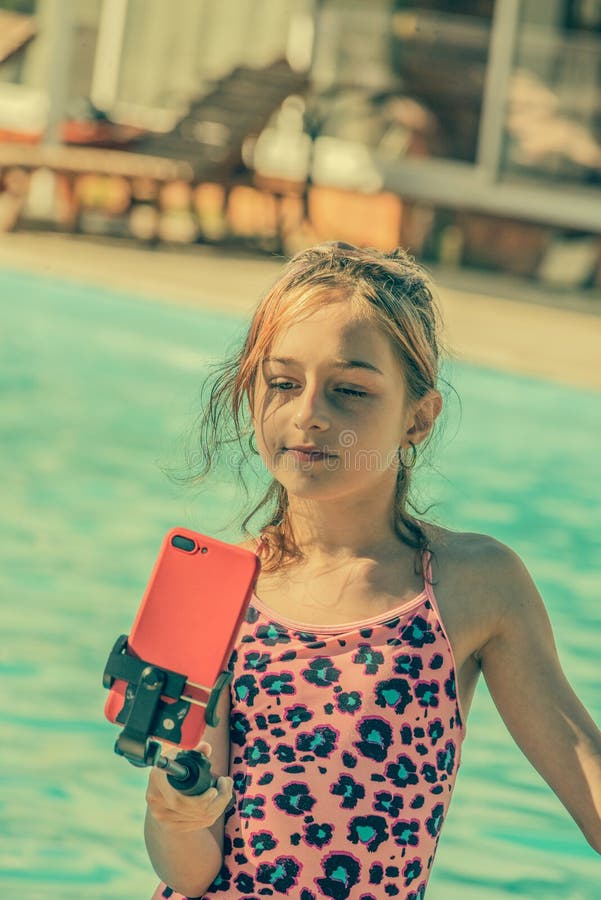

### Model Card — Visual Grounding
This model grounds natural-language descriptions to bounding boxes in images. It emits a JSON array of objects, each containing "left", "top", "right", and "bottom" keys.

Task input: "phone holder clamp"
[{"left": 102, "top": 634, "right": 230, "bottom": 768}]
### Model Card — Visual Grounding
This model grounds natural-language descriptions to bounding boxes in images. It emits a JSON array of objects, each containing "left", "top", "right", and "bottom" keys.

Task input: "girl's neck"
[{"left": 278, "top": 504, "right": 418, "bottom": 565}]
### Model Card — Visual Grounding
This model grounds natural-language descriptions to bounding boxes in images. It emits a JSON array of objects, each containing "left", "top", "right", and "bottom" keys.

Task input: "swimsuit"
[{"left": 153, "top": 549, "right": 466, "bottom": 899}]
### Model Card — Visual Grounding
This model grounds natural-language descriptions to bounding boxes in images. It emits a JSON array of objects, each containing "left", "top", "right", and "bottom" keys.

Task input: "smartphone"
[{"left": 104, "top": 527, "right": 260, "bottom": 749}]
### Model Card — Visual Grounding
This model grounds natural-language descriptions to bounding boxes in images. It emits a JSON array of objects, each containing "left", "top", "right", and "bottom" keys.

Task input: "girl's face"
[{"left": 252, "top": 299, "right": 415, "bottom": 502}]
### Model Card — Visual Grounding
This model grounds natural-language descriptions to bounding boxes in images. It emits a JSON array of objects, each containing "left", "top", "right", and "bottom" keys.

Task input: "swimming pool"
[{"left": 2, "top": 267, "right": 599, "bottom": 898}]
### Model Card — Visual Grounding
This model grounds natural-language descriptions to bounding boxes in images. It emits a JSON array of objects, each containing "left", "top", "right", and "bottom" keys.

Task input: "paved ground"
[{"left": 1, "top": 231, "right": 600, "bottom": 390}]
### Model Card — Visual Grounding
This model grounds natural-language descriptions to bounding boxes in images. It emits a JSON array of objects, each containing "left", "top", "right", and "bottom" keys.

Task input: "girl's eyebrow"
[{"left": 263, "top": 356, "right": 384, "bottom": 376}]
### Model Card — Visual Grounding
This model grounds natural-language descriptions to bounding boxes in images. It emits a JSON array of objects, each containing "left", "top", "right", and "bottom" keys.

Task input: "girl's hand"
[{"left": 146, "top": 740, "right": 234, "bottom": 833}]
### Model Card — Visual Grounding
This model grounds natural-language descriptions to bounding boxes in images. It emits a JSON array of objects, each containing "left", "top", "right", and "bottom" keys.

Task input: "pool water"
[{"left": 2, "top": 267, "right": 599, "bottom": 899}]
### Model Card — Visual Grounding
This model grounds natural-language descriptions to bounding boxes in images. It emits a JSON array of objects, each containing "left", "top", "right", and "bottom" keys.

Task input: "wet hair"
[{"left": 187, "top": 243, "right": 449, "bottom": 575}]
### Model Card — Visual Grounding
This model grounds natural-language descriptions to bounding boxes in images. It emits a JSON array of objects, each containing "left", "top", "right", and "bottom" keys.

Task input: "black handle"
[{"left": 165, "top": 749, "right": 215, "bottom": 796}]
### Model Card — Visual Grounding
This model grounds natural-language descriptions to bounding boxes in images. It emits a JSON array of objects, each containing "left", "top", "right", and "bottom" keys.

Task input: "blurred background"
[
  {"left": 1, "top": 0, "right": 601, "bottom": 284},
  {"left": 1, "top": 2, "right": 600, "bottom": 899}
]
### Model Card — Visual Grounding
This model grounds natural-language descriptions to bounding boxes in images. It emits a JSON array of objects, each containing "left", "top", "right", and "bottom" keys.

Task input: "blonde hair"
[{"left": 189, "top": 243, "right": 447, "bottom": 574}]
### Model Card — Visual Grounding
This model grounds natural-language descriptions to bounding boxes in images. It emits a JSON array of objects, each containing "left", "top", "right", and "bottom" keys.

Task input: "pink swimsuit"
[{"left": 153, "top": 550, "right": 466, "bottom": 899}]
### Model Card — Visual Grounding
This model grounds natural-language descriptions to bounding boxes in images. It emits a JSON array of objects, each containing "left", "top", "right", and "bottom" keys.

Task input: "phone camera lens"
[{"left": 171, "top": 535, "right": 196, "bottom": 552}]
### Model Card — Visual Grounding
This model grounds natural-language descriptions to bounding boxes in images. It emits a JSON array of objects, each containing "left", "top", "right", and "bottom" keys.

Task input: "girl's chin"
[{"left": 273, "top": 467, "right": 370, "bottom": 502}]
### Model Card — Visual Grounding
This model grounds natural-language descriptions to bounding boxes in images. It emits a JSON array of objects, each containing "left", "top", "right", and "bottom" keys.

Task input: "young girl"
[{"left": 145, "top": 243, "right": 601, "bottom": 899}]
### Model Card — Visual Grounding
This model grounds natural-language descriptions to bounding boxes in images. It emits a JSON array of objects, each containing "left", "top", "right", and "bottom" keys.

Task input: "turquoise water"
[{"left": 2, "top": 266, "right": 599, "bottom": 899}]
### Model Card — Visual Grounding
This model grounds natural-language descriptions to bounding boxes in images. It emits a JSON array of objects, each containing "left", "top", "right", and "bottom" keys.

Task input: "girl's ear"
[{"left": 404, "top": 390, "right": 443, "bottom": 446}]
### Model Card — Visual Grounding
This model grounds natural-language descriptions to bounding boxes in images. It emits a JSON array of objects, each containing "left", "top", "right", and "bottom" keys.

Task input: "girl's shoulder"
[
  {"left": 236, "top": 536, "right": 263, "bottom": 554},
  {"left": 427, "top": 523, "right": 539, "bottom": 662},
  {"left": 425, "top": 520, "right": 523, "bottom": 575},
  {"left": 237, "top": 535, "right": 261, "bottom": 550}
]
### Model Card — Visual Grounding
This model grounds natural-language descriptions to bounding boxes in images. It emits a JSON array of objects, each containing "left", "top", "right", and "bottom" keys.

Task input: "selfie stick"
[{"left": 103, "top": 635, "right": 230, "bottom": 795}]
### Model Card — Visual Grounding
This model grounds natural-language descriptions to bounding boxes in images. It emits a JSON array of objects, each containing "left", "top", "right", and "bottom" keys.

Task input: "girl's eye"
[
  {"left": 337, "top": 388, "right": 367, "bottom": 398},
  {"left": 268, "top": 381, "right": 367, "bottom": 398},
  {"left": 268, "top": 381, "right": 295, "bottom": 392}
]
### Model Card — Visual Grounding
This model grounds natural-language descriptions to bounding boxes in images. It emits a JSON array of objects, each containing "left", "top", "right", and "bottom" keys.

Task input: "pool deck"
[{"left": 2, "top": 231, "right": 600, "bottom": 390}]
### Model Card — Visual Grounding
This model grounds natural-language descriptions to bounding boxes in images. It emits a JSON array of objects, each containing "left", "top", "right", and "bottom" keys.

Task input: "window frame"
[{"left": 376, "top": 0, "right": 601, "bottom": 231}]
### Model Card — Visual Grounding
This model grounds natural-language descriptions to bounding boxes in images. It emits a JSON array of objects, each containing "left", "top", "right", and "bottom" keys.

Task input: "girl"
[{"left": 145, "top": 243, "right": 601, "bottom": 899}]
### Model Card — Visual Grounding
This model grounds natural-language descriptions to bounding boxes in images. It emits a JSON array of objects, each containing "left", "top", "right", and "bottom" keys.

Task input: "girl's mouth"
[{"left": 284, "top": 447, "right": 331, "bottom": 461}]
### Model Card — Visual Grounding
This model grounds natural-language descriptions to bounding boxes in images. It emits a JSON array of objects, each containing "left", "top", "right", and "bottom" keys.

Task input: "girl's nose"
[{"left": 293, "top": 388, "right": 330, "bottom": 431}]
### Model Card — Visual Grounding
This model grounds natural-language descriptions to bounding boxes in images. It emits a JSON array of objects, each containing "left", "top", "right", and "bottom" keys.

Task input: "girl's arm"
[
  {"left": 476, "top": 540, "right": 601, "bottom": 854},
  {"left": 145, "top": 686, "right": 233, "bottom": 896}
]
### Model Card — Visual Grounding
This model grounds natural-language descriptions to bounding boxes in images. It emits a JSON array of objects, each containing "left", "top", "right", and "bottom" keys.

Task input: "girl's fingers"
[
  {"left": 196, "top": 740, "right": 213, "bottom": 757},
  {"left": 147, "top": 768, "right": 234, "bottom": 818},
  {"left": 217, "top": 776, "right": 234, "bottom": 795},
  {"left": 147, "top": 776, "right": 234, "bottom": 830},
  {"left": 202, "top": 777, "right": 233, "bottom": 807}
]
